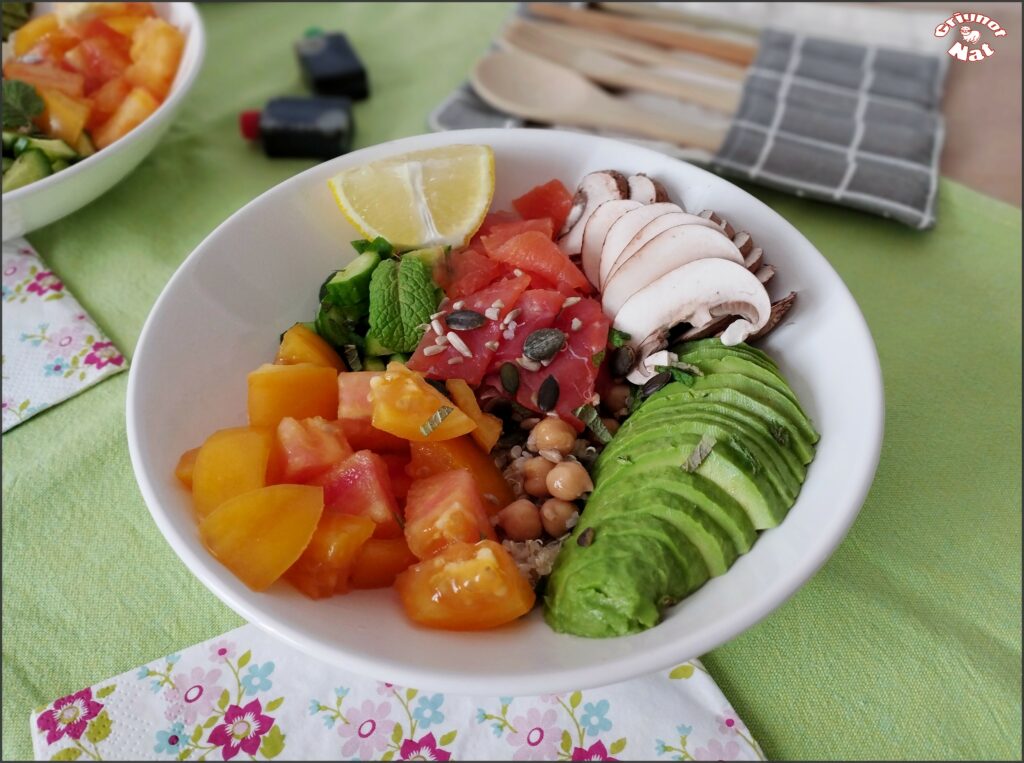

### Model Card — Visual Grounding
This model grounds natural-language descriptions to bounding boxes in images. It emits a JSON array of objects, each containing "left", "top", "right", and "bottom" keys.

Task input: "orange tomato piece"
[
  {"left": 175, "top": 447, "right": 199, "bottom": 489},
  {"left": 5, "top": 61, "right": 85, "bottom": 97},
  {"left": 125, "top": 17, "right": 184, "bottom": 99},
  {"left": 247, "top": 363, "right": 339, "bottom": 429},
  {"left": 191, "top": 426, "right": 274, "bottom": 519},
  {"left": 350, "top": 537, "right": 418, "bottom": 589},
  {"left": 273, "top": 417, "right": 353, "bottom": 484},
  {"left": 404, "top": 470, "right": 496, "bottom": 560},
  {"left": 338, "top": 371, "right": 380, "bottom": 420},
  {"left": 339, "top": 419, "right": 410, "bottom": 454},
  {"left": 370, "top": 362, "right": 476, "bottom": 442},
  {"left": 395, "top": 540, "right": 536, "bottom": 630},
  {"left": 200, "top": 484, "right": 324, "bottom": 592},
  {"left": 25, "top": 30, "right": 83, "bottom": 64},
  {"left": 285, "top": 513, "right": 375, "bottom": 598},
  {"left": 85, "top": 75, "right": 132, "bottom": 129},
  {"left": 103, "top": 15, "right": 149, "bottom": 36},
  {"left": 379, "top": 453, "right": 413, "bottom": 501},
  {"left": 91, "top": 85, "right": 158, "bottom": 148},
  {"left": 33, "top": 87, "right": 92, "bottom": 145},
  {"left": 276, "top": 324, "right": 344, "bottom": 371},
  {"left": 444, "top": 379, "right": 503, "bottom": 452},
  {"left": 407, "top": 436, "right": 514, "bottom": 514},
  {"left": 11, "top": 14, "right": 59, "bottom": 57},
  {"left": 318, "top": 451, "right": 403, "bottom": 539},
  {"left": 64, "top": 36, "right": 131, "bottom": 93}
]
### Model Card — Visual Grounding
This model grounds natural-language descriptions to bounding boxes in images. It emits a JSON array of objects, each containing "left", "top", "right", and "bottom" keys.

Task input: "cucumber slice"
[
  {"left": 74, "top": 131, "right": 96, "bottom": 158},
  {"left": 320, "top": 250, "right": 382, "bottom": 312},
  {"left": 2, "top": 149, "right": 52, "bottom": 192},
  {"left": 2, "top": 131, "right": 19, "bottom": 154},
  {"left": 388, "top": 353, "right": 409, "bottom": 364},
  {"left": 13, "top": 136, "right": 78, "bottom": 162},
  {"left": 51, "top": 159, "right": 70, "bottom": 172},
  {"left": 363, "top": 332, "right": 394, "bottom": 357},
  {"left": 362, "top": 356, "right": 386, "bottom": 371}
]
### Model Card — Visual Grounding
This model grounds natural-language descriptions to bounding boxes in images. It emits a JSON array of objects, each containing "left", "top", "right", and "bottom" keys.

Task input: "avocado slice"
[
  {"left": 674, "top": 338, "right": 780, "bottom": 373},
  {"left": 676, "top": 353, "right": 802, "bottom": 409}
]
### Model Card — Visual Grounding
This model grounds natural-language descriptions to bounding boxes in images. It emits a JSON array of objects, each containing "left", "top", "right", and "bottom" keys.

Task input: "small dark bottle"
[
  {"left": 239, "top": 97, "right": 354, "bottom": 159},
  {"left": 294, "top": 28, "right": 369, "bottom": 100}
]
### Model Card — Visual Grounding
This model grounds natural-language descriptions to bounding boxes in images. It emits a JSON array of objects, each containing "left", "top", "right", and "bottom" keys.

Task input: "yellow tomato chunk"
[
  {"left": 370, "top": 362, "right": 476, "bottom": 442},
  {"left": 247, "top": 363, "right": 339, "bottom": 428},
  {"left": 191, "top": 426, "right": 273, "bottom": 518}
]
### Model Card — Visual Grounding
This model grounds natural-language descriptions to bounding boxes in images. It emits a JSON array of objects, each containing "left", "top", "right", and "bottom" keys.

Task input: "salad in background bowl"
[{"left": 128, "top": 128, "right": 883, "bottom": 694}]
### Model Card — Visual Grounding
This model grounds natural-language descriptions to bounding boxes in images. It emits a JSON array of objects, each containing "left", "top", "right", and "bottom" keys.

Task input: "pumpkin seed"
[
  {"left": 642, "top": 371, "right": 672, "bottom": 397},
  {"left": 445, "top": 309, "right": 486, "bottom": 330},
  {"left": 577, "top": 527, "right": 595, "bottom": 547},
  {"left": 500, "top": 362, "right": 520, "bottom": 394},
  {"left": 537, "top": 375, "right": 559, "bottom": 412},
  {"left": 610, "top": 345, "right": 636, "bottom": 378},
  {"left": 523, "top": 328, "right": 566, "bottom": 361}
]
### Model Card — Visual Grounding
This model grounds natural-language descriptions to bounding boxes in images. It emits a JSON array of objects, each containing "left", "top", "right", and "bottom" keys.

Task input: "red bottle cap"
[{"left": 239, "top": 110, "right": 261, "bottom": 141}]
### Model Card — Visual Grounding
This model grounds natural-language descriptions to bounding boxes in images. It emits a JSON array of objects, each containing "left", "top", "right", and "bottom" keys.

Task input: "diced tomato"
[
  {"left": 395, "top": 540, "right": 536, "bottom": 630},
  {"left": 404, "top": 470, "right": 496, "bottom": 559},
  {"left": 380, "top": 453, "right": 413, "bottom": 501},
  {"left": 175, "top": 447, "right": 199, "bottom": 489},
  {"left": 276, "top": 323, "right": 345, "bottom": 371},
  {"left": 11, "top": 15, "right": 59, "bottom": 57},
  {"left": 340, "top": 419, "right": 409, "bottom": 454},
  {"left": 285, "top": 513, "right": 375, "bottom": 598},
  {"left": 437, "top": 247, "right": 503, "bottom": 300},
  {"left": 85, "top": 75, "right": 132, "bottom": 129},
  {"left": 273, "top": 417, "right": 353, "bottom": 484},
  {"left": 407, "top": 436, "right": 515, "bottom": 513},
  {"left": 33, "top": 87, "right": 91, "bottom": 145},
  {"left": 92, "top": 84, "right": 159, "bottom": 148},
  {"left": 480, "top": 218, "right": 554, "bottom": 256},
  {"left": 72, "top": 19, "right": 133, "bottom": 50},
  {"left": 468, "top": 210, "right": 520, "bottom": 250},
  {"left": 350, "top": 537, "right": 418, "bottom": 589},
  {"left": 125, "top": 17, "right": 184, "bottom": 99},
  {"left": 490, "top": 289, "right": 565, "bottom": 370},
  {"left": 512, "top": 179, "right": 575, "bottom": 234},
  {"left": 407, "top": 274, "right": 531, "bottom": 386},
  {"left": 4, "top": 61, "right": 85, "bottom": 97},
  {"left": 64, "top": 36, "right": 131, "bottom": 93},
  {"left": 444, "top": 379, "right": 503, "bottom": 453},
  {"left": 318, "top": 451, "right": 403, "bottom": 539},
  {"left": 25, "top": 31, "right": 83, "bottom": 65},
  {"left": 337, "top": 371, "right": 380, "bottom": 420},
  {"left": 515, "top": 297, "right": 610, "bottom": 430},
  {"left": 370, "top": 363, "right": 477, "bottom": 442},
  {"left": 489, "top": 231, "right": 591, "bottom": 294}
]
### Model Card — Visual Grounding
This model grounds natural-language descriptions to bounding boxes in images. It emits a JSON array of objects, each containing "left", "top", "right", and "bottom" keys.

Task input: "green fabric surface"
[{"left": 2, "top": 3, "right": 1020, "bottom": 759}]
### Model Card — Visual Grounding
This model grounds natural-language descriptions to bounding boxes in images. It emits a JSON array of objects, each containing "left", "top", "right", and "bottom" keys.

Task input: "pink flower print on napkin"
[
  {"left": 45, "top": 321, "right": 89, "bottom": 360},
  {"left": 2, "top": 255, "right": 31, "bottom": 285},
  {"left": 337, "top": 699, "right": 395, "bottom": 759},
  {"left": 208, "top": 640, "right": 237, "bottom": 664},
  {"left": 376, "top": 682, "right": 395, "bottom": 696},
  {"left": 26, "top": 271, "right": 63, "bottom": 297},
  {"left": 400, "top": 732, "right": 452, "bottom": 761},
  {"left": 166, "top": 666, "right": 224, "bottom": 725},
  {"left": 207, "top": 699, "right": 275, "bottom": 761},
  {"left": 36, "top": 688, "right": 103, "bottom": 744},
  {"left": 694, "top": 738, "right": 742, "bottom": 761},
  {"left": 507, "top": 707, "right": 560, "bottom": 760},
  {"left": 84, "top": 341, "right": 124, "bottom": 370},
  {"left": 571, "top": 740, "right": 619, "bottom": 761},
  {"left": 716, "top": 706, "right": 746, "bottom": 736}
]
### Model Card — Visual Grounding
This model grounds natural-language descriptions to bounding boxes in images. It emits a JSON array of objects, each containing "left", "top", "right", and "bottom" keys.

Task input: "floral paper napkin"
[
  {"left": 29, "top": 623, "right": 765, "bottom": 761},
  {"left": 2, "top": 238, "right": 126, "bottom": 432}
]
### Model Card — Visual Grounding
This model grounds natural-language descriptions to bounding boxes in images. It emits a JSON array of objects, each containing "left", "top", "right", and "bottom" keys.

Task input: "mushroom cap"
[
  {"left": 580, "top": 199, "right": 642, "bottom": 288},
  {"left": 604, "top": 210, "right": 720, "bottom": 285},
  {"left": 613, "top": 258, "right": 771, "bottom": 361},
  {"left": 627, "top": 174, "right": 658, "bottom": 204},
  {"left": 601, "top": 224, "right": 744, "bottom": 317},
  {"left": 557, "top": 171, "right": 628, "bottom": 256},
  {"left": 598, "top": 202, "right": 681, "bottom": 289}
]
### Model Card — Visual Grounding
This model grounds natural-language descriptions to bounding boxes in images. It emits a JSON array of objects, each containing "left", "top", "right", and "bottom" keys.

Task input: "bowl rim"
[
  {"left": 127, "top": 127, "right": 884, "bottom": 695},
  {"left": 1, "top": 1, "right": 206, "bottom": 204}
]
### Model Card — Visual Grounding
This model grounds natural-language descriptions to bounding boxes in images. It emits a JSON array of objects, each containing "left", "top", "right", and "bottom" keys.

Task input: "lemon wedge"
[{"left": 328, "top": 144, "right": 495, "bottom": 251}]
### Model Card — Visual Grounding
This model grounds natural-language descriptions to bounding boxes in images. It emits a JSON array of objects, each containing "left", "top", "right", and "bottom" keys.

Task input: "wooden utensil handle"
[
  {"left": 599, "top": 101, "right": 725, "bottom": 152},
  {"left": 603, "top": 66, "right": 742, "bottom": 115},
  {"left": 526, "top": 3, "right": 758, "bottom": 67}
]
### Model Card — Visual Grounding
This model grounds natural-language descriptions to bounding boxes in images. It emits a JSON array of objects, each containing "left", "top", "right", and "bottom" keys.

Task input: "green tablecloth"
[{"left": 3, "top": 3, "right": 1021, "bottom": 759}]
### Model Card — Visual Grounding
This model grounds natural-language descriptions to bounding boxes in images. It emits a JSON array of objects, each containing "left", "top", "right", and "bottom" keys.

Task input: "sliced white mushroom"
[
  {"left": 557, "top": 171, "right": 628, "bottom": 256},
  {"left": 743, "top": 247, "right": 763, "bottom": 271},
  {"left": 602, "top": 224, "right": 744, "bottom": 316},
  {"left": 626, "top": 174, "right": 669, "bottom": 204},
  {"left": 604, "top": 211, "right": 720, "bottom": 285},
  {"left": 598, "top": 202, "right": 681, "bottom": 289},
  {"left": 626, "top": 349, "right": 678, "bottom": 385},
  {"left": 756, "top": 264, "right": 775, "bottom": 284},
  {"left": 580, "top": 200, "right": 642, "bottom": 287},
  {"left": 613, "top": 258, "right": 771, "bottom": 368}
]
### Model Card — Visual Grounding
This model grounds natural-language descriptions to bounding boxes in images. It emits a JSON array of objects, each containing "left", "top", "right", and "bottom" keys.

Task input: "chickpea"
[
  {"left": 527, "top": 417, "right": 577, "bottom": 455},
  {"left": 523, "top": 456, "right": 555, "bottom": 497},
  {"left": 540, "top": 498, "right": 579, "bottom": 537},
  {"left": 497, "top": 499, "right": 544, "bottom": 541},
  {"left": 604, "top": 383, "right": 631, "bottom": 415},
  {"left": 601, "top": 418, "right": 620, "bottom": 435},
  {"left": 545, "top": 461, "right": 594, "bottom": 501}
]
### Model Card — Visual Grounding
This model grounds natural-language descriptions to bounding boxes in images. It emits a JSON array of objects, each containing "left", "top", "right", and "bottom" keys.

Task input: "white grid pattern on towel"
[
  {"left": 749, "top": 34, "right": 804, "bottom": 178},
  {"left": 835, "top": 45, "right": 876, "bottom": 199}
]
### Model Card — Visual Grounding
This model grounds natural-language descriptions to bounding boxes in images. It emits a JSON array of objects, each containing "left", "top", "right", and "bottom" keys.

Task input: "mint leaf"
[
  {"left": 2, "top": 80, "right": 44, "bottom": 130},
  {"left": 352, "top": 237, "right": 395, "bottom": 258},
  {"left": 608, "top": 328, "right": 631, "bottom": 348},
  {"left": 368, "top": 257, "right": 440, "bottom": 353}
]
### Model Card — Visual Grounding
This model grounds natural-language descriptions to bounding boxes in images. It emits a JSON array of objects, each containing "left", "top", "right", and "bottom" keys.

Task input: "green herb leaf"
[
  {"left": 610, "top": 738, "right": 627, "bottom": 754},
  {"left": 682, "top": 434, "right": 716, "bottom": 472},
  {"left": 2, "top": 3, "right": 32, "bottom": 42},
  {"left": 2, "top": 80, "right": 44, "bottom": 131},
  {"left": 85, "top": 711, "right": 112, "bottom": 744},
  {"left": 769, "top": 421, "right": 790, "bottom": 447},
  {"left": 368, "top": 257, "right": 440, "bottom": 353},
  {"left": 654, "top": 365, "right": 696, "bottom": 386},
  {"left": 730, "top": 437, "right": 760, "bottom": 474},
  {"left": 419, "top": 406, "right": 453, "bottom": 437},
  {"left": 591, "top": 350, "right": 605, "bottom": 367},
  {"left": 352, "top": 236, "right": 395, "bottom": 258},
  {"left": 573, "top": 404, "right": 612, "bottom": 444},
  {"left": 608, "top": 328, "right": 631, "bottom": 348},
  {"left": 440, "top": 730, "right": 458, "bottom": 746},
  {"left": 315, "top": 300, "right": 365, "bottom": 351},
  {"left": 259, "top": 726, "right": 286, "bottom": 759},
  {"left": 616, "top": 454, "right": 633, "bottom": 466}
]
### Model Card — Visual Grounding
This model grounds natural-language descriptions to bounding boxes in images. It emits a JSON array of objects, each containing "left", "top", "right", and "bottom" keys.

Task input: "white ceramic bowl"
[
  {"left": 127, "top": 128, "right": 884, "bottom": 695},
  {"left": 1, "top": 2, "right": 205, "bottom": 241}
]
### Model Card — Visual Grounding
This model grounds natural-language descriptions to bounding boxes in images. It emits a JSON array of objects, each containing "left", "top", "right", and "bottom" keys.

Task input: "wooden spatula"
[{"left": 471, "top": 49, "right": 726, "bottom": 151}]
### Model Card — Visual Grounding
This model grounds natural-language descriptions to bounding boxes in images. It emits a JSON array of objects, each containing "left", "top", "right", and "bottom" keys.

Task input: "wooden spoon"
[{"left": 471, "top": 50, "right": 725, "bottom": 151}]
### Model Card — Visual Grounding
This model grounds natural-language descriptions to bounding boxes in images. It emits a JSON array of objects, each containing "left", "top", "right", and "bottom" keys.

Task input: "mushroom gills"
[
  {"left": 557, "top": 170, "right": 628, "bottom": 256},
  {"left": 580, "top": 199, "right": 643, "bottom": 287},
  {"left": 598, "top": 202, "right": 681, "bottom": 289},
  {"left": 601, "top": 224, "right": 744, "bottom": 317},
  {"left": 604, "top": 211, "right": 721, "bottom": 285}
]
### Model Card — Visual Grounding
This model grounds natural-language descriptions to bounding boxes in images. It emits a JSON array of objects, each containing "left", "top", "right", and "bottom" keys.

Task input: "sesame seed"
[
  {"left": 447, "top": 356, "right": 464, "bottom": 365},
  {"left": 484, "top": 307, "right": 500, "bottom": 321},
  {"left": 508, "top": 320, "right": 518, "bottom": 332},
  {"left": 422, "top": 344, "right": 446, "bottom": 356},
  {"left": 452, "top": 300, "right": 465, "bottom": 310},
  {"left": 571, "top": 318, "right": 582, "bottom": 331},
  {"left": 447, "top": 332, "right": 473, "bottom": 357},
  {"left": 484, "top": 340, "right": 500, "bottom": 351},
  {"left": 513, "top": 268, "right": 524, "bottom": 276},
  {"left": 562, "top": 296, "right": 581, "bottom": 308},
  {"left": 517, "top": 356, "right": 541, "bottom": 372},
  {"left": 434, "top": 334, "right": 449, "bottom": 345},
  {"left": 430, "top": 319, "right": 444, "bottom": 336},
  {"left": 502, "top": 328, "right": 515, "bottom": 341}
]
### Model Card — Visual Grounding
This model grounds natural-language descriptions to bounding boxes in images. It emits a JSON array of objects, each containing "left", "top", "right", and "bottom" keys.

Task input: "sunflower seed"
[
  {"left": 537, "top": 376, "right": 559, "bottom": 411},
  {"left": 484, "top": 340, "right": 500, "bottom": 351},
  {"left": 501, "top": 308, "right": 522, "bottom": 326},
  {"left": 562, "top": 296, "right": 581, "bottom": 308},
  {"left": 430, "top": 319, "right": 444, "bottom": 336},
  {"left": 452, "top": 300, "right": 465, "bottom": 310},
  {"left": 513, "top": 268, "right": 524, "bottom": 277},
  {"left": 524, "top": 328, "right": 566, "bottom": 361},
  {"left": 447, "top": 356, "right": 464, "bottom": 365},
  {"left": 445, "top": 309, "right": 486, "bottom": 330},
  {"left": 491, "top": 299, "right": 505, "bottom": 309},
  {"left": 642, "top": 371, "right": 672, "bottom": 397},
  {"left": 434, "top": 334, "right": 449, "bottom": 345},
  {"left": 500, "top": 362, "right": 520, "bottom": 394},
  {"left": 422, "top": 344, "right": 446, "bottom": 356},
  {"left": 610, "top": 345, "right": 636, "bottom": 378},
  {"left": 484, "top": 307, "right": 500, "bottom": 321},
  {"left": 577, "top": 527, "right": 595, "bottom": 547},
  {"left": 430, "top": 311, "right": 446, "bottom": 320},
  {"left": 516, "top": 356, "right": 541, "bottom": 372},
  {"left": 571, "top": 318, "right": 582, "bottom": 332},
  {"left": 447, "top": 332, "right": 473, "bottom": 357}
]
